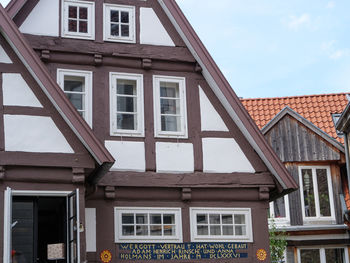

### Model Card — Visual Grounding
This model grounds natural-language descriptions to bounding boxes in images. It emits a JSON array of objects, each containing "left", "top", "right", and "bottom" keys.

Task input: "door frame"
[{"left": 3, "top": 188, "right": 80, "bottom": 263}]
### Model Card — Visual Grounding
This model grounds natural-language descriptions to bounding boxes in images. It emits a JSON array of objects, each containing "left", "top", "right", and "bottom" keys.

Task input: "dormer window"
[
  {"left": 62, "top": 0, "right": 95, "bottom": 40},
  {"left": 104, "top": 4, "right": 135, "bottom": 43}
]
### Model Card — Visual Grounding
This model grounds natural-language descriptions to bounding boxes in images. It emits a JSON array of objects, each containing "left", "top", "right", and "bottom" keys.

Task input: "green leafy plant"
[{"left": 269, "top": 221, "right": 288, "bottom": 263}]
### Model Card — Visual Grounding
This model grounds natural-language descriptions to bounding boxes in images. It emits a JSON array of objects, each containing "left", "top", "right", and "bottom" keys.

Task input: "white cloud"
[
  {"left": 287, "top": 13, "right": 311, "bottom": 31},
  {"left": 330, "top": 49, "right": 350, "bottom": 60},
  {"left": 321, "top": 40, "right": 349, "bottom": 60},
  {"left": 326, "top": 1, "right": 335, "bottom": 9}
]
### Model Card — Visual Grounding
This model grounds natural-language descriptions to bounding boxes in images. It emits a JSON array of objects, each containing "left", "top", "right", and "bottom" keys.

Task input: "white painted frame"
[
  {"left": 153, "top": 75, "right": 188, "bottom": 138},
  {"left": 62, "top": 0, "right": 95, "bottom": 40},
  {"left": 109, "top": 72, "right": 144, "bottom": 137},
  {"left": 57, "top": 69, "right": 93, "bottom": 127},
  {"left": 190, "top": 207, "right": 253, "bottom": 243},
  {"left": 269, "top": 195, "right": 290, "bottom": 226},
  {"left": 114, "top": 207, "right": 183, "bottom": 243},
  {"left": 297, "top": 247, "right": 350, "bottom": 263},
  {"left": 103, "top": 4, "right": 136, "bottom": 43},
  {"left": 298, "top": 166, "right": 335, "bottom": 223}
]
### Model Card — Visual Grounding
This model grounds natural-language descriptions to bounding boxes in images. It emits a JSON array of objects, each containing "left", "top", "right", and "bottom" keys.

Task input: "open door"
[
  {"left": 67, "top": 189, "right": 80, "bottom": 263},
  {"left": 3, "top": 187, "right": 12, "bottom": 263}
]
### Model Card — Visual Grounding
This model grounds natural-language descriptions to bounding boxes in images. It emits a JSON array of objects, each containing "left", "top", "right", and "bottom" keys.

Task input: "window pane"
[
  {"left": 197, "top": 226, "right": 208, "bottom": 235},
  {"left": 79, "top": 21, "right": 88, "bottom": 33},
  {"left": 302, "top": 169, "right": 316, "bottom": 217},
  {"left": 136, "top": 214, "right": 147, "bottom": 224},
  {"left": 111, "top": 10, "right": 119, "bottom": 22},
  {"left": 300, "top": 249, "right": 320, "bottom": 263},
  {"left": 150, "top": 225, "right": 162, "bottom": 236},
  {"left": 111, "top": 24, "right": 119, "bottom": 36},
  {"left": 210, "top": 226, "right": 221, "bottom": 235},
  {"left": 197, "top": 214, "right": 207, "bottom": 224},
  {"left": 136, "top": 226, "right": 148, "bottom": 236},
  {"left": 325, "top": 248, "right": 345, "bottom": 263},
  {"left": 64, "top": 76, "right": 85, "bottom": 92},
  {"left": 122, "top": 214, "right": 134, "bottom": 224},
  {"left": 117, "top": 80, "right": 136, "bottom": 95},
  {"left": 316, "top": 169, "right": 331, "bottom": 217},
  {"left": 223, "top": 225, "right": 233, "bottom": 235},
  {"left": 122, "top": 226, "right": 134, "bottom": 236},
  {"left": 222, "top": 214, "right": 233, "bottom": 224},
  {"left": 164, "top": 226, "right": 175, "bottom": 236},
  {"left": 68, "top": 20, "right": 77, "bottom": 32},
  {"left": 274, "top": 197, "right": 286, "bottom": 218},
  {"left": 150, "top": 214, "right": 161, "bottom": 224},
  {"left": 160, "top": 83, "right": 179, "bottom": 98},
  {"left": 69, "top": 6, "right": 77, "bottom": 18},
  {"left": 161, "top": 116, "right": 180, "bottom": 132},
  {"left": 209, "top": 214, "right": 220, "bottom": 224},
  {"left": 121, "top": 25, "right": 129, "bottom": 37},
  {"left": 66, "top": 93, "right": 83, "bottom": 110},
  {"left": 234, "top": 214, "right": 245, "bottom": 225},
  {"left": 121, "top": 11, "right": 129, "bottom": 23},
  {"left": 235, "top": 226, "right": 246, "bottom": 236},
  {"left": 160, "top": 99, "right": 180, "bottom": 115},
  {"left": 163, "top": 214, "right": 175, "bottom": 224},
  {"left": 117, "top": 114, "right": 136, "bottom": 130},
  {"left": 117, "top": 96, "right": 136, "bottom": 113},
  {"left": 79, "top": 7, "right": 87, "bottom": 19}
]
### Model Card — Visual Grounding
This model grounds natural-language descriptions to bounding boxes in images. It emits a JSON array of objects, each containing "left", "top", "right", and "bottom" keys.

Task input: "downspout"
[{"left": 344, "top": 133, "right": 350, "bottom": 192}]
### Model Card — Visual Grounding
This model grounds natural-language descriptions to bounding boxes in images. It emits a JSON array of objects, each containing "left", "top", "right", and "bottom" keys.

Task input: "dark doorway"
[{"left": 12, "top": 196, "right": 66, "bottom": 263}]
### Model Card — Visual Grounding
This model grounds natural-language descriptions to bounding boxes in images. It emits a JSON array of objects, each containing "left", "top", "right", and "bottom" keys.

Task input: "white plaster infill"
[
  {"left": 202, "top": 138, "right": 255, "bottom": 173},
  {"left": 140, "top": 8, "right": 175, "bottom": 46},
  {"left": 2, "top": 73, "right": 43, "bottom": 107},
  {"left": 199, "top": 86, "right": 228, "bottom": 131},
  {"left": 105, "top": 141, "right": 146, "bottom": 172},
  {"left": 0, "top": 45, "right": 12, "bottom": 64},
  {"left": 156, "top": 142, "right": 194, "bottom": 173},
  {"left": 20, "top": 0, "right": 59, "bottom": 37},
  {"left": 4, "top": 115, "right": 74, "bottom": 153}
]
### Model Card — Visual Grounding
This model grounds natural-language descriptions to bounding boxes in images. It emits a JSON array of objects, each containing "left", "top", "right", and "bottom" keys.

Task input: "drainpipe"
[{"left": 344, "top": 133, "right": 350, "bottom": 190}]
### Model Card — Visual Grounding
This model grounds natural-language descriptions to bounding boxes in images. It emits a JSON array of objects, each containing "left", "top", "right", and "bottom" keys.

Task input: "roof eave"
[{"left": 336, "top": 102, "right": 350, "bottom": 132}]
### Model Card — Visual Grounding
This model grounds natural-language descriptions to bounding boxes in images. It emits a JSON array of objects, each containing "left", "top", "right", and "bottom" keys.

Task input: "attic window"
[
  {"left": 332, "top": 113, "right": 343, "bottom": 136},
  {"left": 104, "top": 4, "right": 135, "bottom": 43},
  {"left": 62, "top": 0, "right": 95, "bottom": 40}
]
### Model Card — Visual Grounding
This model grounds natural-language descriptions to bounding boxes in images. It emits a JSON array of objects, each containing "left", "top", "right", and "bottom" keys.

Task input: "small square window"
[
  {"left": 115, "top": 208, "right": 182, "bottom": 243},
  {"left": 57, "top": 69, "right": 93, "bottom": 127},
  {"left": 62, "top": 0, "right": 95, "bottom": 40},
  {"left": 110, "top": 72, "right": 144, "bottom": 137},
  {"left": 190, "top": 208, "right": 253, "bottom": 242},
  {"left": 153, "top": 76, "right": 188, "bottom": 138},
  {"left": 104, "top": 4, "right": 135, "bottom": 43}
]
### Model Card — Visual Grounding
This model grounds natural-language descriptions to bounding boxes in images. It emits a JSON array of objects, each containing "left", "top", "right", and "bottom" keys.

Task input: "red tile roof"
[{"left": 241, "top": 93, "right": 350, "bottom": 143}]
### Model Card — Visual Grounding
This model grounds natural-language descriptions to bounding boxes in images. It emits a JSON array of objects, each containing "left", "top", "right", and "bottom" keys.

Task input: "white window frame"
[
  {"left": 190, "top": 208, "right": 253, "bottom": 243},
  {"left": 109, "top": 72, "right": 144, "bottom": 137},
  {"left": 297, "top": 247, "right": 350, "bottom": 263},
  {"left": 114, "top": 207, "right": 183, "bottom": 243},
  {"left": 62, "top": 0, "right": 95, "bottom": 40},
  {"left": 57, "top": 69, "right": 93, "bottom": 127},
  {"left": 269, "top": 195, "right": 290, "bottom": 226},
  {"left": 153, "top": 75, "right": 188, "bottom": 138},
  {"left": 103, "top": 4, "right": 136, "bottom": 43},
  {"left": 298, "top": 166, "right": 335, "bottom": 223}
]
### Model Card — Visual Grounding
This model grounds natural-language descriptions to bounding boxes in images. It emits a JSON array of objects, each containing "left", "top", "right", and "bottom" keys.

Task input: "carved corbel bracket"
[
  {"left": 105, "top": 186, "right": 116, "bottom": 200},
  {"left": 72, "top": 167, "right": 85, "bottom": 184},
  {"left": 94, "top": 54, "right": 103, "bottom": 66},
  {"left": 142, "top": 58, "right": 152, "bottom": 70},
  {"left": 259, "top": 187, "right": 270, "bottom": 200},
  {"left": 0, "top": 166, "right": 5, "bottom": 182},
  {"left": 182, "top": 187, "right": 192, "bottom": 202},
  {"left": 195, "top": 63, "right": 202, "bottom": 73},
  {"left": 41, "top": 50, "right": 50, "bottom": 62}
]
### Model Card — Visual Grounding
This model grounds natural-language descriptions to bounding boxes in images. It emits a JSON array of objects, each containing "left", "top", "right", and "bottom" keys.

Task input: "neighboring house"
[
  {"left": 0, "top": 1, "right": 298, "bottom": 263},
  {"left": 242, "top": 93, "right": 350, "bottom": 263}
]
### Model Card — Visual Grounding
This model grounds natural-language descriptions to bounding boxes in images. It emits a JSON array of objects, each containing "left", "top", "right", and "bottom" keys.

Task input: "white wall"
[
  {"left": 105, "top": 141, "right": 146, "bottom": 172},
  {"left": 156, "top": 142, "right": 194, "bottom": 173},
  {"left": 4, "top": 115, "right": 74, "bottom": 153},
  {"left": 2, "top": 73, "right": 42, "bottom": 107},
  {"left": 140, "top": 8, "right": 175, "bottom": 46},
  {"left": 85, "top": 208, "right": 96, "bottom": 252},
  {"left": 202, "top": 138, "right": 255, "bottom": 173},
  {"left": 199, "top": 86, "right": 228, "bottom": 131},
  {"left": 20, "top": 0, "right": 59, "bottom": 36}
]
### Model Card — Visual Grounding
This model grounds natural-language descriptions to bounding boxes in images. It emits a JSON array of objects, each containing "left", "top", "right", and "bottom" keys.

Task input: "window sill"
[{"left": 104, "top": 37, "right": 136, "bottom": 44}]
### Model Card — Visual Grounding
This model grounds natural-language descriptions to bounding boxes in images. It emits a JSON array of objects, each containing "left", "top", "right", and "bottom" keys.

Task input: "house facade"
[
  {"left": 242, "top": 94, "right": 350, "bottom": 263},
  {"left": 0, "top": 1, "right": 297, "bottom": 263}
]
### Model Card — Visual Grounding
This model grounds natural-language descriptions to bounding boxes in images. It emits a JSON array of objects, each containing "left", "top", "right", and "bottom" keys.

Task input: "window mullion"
[
  {"left": 312, "top": 168, "right": 321, "bottom": 218},
  {"left": 320, "top": 248, "right": 326, "bottom": 263}
]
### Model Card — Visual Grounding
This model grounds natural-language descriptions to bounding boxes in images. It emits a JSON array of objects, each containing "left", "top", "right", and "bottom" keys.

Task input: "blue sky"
[{"left": 1, "top": 0, "right": 349, "bottom": 98}]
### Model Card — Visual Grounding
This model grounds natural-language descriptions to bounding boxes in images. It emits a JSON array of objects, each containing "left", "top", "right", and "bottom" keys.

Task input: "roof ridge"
[{"left": 241, "top": 92, "right": 350, "bottom": 101}]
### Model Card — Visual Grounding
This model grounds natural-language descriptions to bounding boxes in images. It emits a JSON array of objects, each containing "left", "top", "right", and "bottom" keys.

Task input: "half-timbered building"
[
  {"left": 0, "top": 1, "right": 297, "bottom": 262},
  {"left": 242, "top": 93, "right": 350, "bottom": 263}
]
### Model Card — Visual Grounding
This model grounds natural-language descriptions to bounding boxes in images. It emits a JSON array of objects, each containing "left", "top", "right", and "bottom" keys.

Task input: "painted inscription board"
[{"left": 119, "top": 243, "right": 248, "bottom": 260}]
